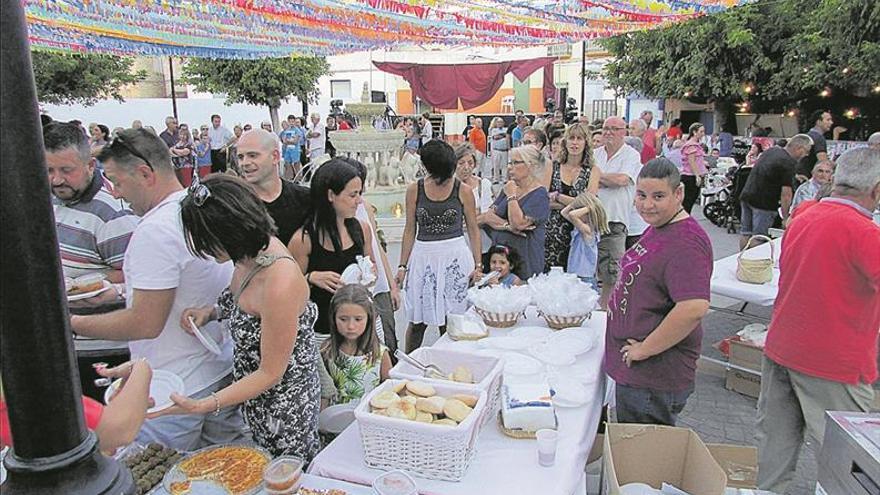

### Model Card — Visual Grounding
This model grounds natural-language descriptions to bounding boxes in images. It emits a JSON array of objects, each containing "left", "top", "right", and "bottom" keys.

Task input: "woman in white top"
[{"left": 455, "top": 143, "right": 493, "bottom": 253}]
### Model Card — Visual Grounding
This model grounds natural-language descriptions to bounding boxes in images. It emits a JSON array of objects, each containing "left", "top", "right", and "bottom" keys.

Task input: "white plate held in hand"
[
  {"left": 188, "top": 316, "right": 222, "bottom": 355},
  {"left": 104, "top": 369, "right": 185, "bottom": 414},
  {"left": 67, "top": 281, "right": 113, "bottom": 301}
]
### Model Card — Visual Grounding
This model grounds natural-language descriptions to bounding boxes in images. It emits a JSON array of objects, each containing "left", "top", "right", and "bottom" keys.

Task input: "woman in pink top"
[{"left": 680, "top": 123, "right": 707, "bottom": 214}]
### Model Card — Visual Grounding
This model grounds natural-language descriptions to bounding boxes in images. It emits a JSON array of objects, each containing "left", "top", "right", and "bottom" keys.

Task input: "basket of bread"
[
  {"left": 468, "top": 285, "right": 531, "bottom": 329},
  {"left": 354, "top": 379, "right": 489, "bottom": 481},
  {"left": 389, "top": 348, "right": 503, "bottom": 425},
  {"left": 528, "top": 270, "right": 598, "bottom": 330}
]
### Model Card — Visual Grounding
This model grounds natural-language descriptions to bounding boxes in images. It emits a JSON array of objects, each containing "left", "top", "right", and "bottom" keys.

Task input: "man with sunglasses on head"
[{"left": 70, "top": 128, "right": 247, "bottom": 451}]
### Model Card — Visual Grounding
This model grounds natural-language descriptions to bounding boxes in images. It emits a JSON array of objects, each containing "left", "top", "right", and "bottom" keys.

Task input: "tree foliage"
[
  {"left": 32, "top": 51, "right": 147, "bottom": 106},
  {"left": 601, "top": 0, "right": 880, "bottom": 108},
  {"left": 183, "top": 56, "right": 330, "bottom": 124}
]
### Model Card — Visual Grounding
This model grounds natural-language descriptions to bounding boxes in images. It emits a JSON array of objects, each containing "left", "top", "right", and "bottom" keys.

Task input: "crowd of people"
[{"left": 4, "top": 107, "right": 877, "bottom": 495}]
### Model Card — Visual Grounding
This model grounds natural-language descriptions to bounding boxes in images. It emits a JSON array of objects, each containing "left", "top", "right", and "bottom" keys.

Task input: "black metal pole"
[
  {"left": 580, "top": 41, "right": 586, "bottom": 115},
  {"left": 169, "top": 56, "right": 178, "bottom": 121},
  {"left": 0, "top": 0, "right": 133, "bottom": 492}
]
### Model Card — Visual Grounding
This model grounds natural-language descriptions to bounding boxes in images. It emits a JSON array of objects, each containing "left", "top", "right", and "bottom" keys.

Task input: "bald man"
[
  {"left": 236, "top": 129, "right": 311, "bottom": 244},
  {"left": 596, "top": 116, "right": 643, "bottom": 309}
]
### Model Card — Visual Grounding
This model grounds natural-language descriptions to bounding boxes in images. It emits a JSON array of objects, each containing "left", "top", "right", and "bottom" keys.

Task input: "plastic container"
[
  {"left": 262, "top": 455, "right": 304, "bottom": 494},
  {"left": 372, "top": 469, "right": 418, "bottom": 495}
]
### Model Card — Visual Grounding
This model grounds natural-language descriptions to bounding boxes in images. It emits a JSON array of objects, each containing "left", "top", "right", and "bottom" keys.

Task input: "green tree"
[
  {"left": 183, "top": 57, "right": 330, "bottom": 129},
  {"left": 32, "top": 51, "right": 147, "bottom": 106},
  {"left": 601, "top": 0, "right": 880, "bottom": 134}
]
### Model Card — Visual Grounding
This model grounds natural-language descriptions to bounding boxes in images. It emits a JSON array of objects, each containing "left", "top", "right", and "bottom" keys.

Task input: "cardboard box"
[
  {"left": 728, "top": 339, "right": 763, "bottom": 372},
  {"left": 602, "top": 423, "right": 727, "bottom": 495},
  {"left": 706, "top": 444, "right": 758, "bottom": 489},
  {"left": 725, "top": 340, "right": 764, "bottom": 398}
]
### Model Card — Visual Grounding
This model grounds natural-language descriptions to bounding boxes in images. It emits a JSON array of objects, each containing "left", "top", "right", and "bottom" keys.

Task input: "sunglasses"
[
  {"left": 110, "top": 134, "right": 154, "bottom": 171},
  {"left": 189, "top": 181, "right": 211, "bottom": 207}
]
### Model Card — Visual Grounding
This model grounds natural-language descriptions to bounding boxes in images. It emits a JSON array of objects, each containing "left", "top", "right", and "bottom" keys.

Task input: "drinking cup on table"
[{"left": 536, "top": 428, "right": 558, "bottom": 467}]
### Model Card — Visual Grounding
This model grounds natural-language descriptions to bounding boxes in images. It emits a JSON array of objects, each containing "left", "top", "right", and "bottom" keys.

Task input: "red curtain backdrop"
[{"left": 373, "top": 57, "right": 556, "bottom": 110}]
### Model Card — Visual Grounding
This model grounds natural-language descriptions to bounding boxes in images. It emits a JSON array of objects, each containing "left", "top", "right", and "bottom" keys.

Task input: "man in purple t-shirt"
[{"left": 604, "top": 157, "right": 713, "bottom": 425}]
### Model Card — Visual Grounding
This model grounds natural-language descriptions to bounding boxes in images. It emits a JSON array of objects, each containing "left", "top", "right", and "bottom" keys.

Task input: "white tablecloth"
[
  {"left": 308, "top": 309, "right": 608, "bottom": 495},
  {"left": 710, "top": 238, "right": 782, "bottom": 307}
]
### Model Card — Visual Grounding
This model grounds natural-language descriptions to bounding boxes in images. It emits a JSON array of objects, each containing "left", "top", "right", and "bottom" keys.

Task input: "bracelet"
[
  {"left": 210, "top": 392, "right": 221, "bottom": 417},
  {"left": 508, "top": 195, "right": 519, "bottom": 202},
  {"left": 397, "top": 264, "right": 408, "bottom": 272},
  {"left": 305, "top": 272, "right": 312, "bottom": 284}
]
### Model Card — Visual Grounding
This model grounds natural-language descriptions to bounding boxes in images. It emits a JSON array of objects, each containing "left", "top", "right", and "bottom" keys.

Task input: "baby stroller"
[{"left": 703, "top": 163, "right": 751, "bottom": 234}]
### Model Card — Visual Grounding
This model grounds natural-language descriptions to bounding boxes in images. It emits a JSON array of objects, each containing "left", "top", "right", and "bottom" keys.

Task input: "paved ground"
[{"left": 383, "top": 207, "right": 822, "bottom": 495}]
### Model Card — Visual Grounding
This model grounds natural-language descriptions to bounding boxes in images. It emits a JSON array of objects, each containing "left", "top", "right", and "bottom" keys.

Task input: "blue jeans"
[
  {"left": 615, "top": 383, "right": 693, "bottom": 426},
  {"left": 740, "top": 202, "right": 777, "bottom": 236},
  {"left": 136, "top": 374, "right": 251, "bottom": 451}
]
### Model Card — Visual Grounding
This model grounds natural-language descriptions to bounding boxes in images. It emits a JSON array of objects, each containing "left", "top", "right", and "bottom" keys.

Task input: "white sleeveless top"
[{"left": 355, "top": 202, "right": 390, "bottom": 295}]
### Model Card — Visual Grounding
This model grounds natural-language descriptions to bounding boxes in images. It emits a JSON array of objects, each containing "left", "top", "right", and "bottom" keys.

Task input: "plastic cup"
[
  {"left": 263, "top": 455, "right": 303, "bottom": 494},
  {"left": 536, "top": 429, "right": 558, "bottom": 467}
]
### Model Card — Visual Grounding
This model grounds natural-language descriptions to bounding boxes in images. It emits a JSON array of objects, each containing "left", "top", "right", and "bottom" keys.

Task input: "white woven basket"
[
  {"left": 389, "top": 347, "right": 503, "bottom": 425},
  {"left": 353, "top": 380, "right": 489, "bottom": 481}
]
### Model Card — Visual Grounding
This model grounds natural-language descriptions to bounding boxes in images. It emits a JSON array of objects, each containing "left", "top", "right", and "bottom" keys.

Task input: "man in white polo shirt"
[
  {"left": 595, "top": 116, "right": 642, "bottom": 309},
  {"left": 71, "top": 128, "right": 247, "bottom": 450},
  {"left": 306, "top": 112, "right": 326, "bottom": 160}
]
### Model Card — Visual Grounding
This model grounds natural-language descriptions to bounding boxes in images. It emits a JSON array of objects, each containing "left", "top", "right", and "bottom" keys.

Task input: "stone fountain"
[{"left": 329, "top": 83, "right": 417, "bottom": 230}]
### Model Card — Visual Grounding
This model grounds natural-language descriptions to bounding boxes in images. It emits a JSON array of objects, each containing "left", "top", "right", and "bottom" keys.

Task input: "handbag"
[{"left": 736, "top": 235, "right": 775, "bottom": 284}]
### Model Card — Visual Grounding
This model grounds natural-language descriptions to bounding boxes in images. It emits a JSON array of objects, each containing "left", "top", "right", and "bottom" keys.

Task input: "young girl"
[
  {"left": 195, "top": 131, "right": 212, "bottom": 180},
  {"left": 561, "top": 191, "right": 609, "bottom": 291},
  {"left": 321, "top": 284, "right": 391, "bottom": 407},
  {"left": 483, "top": 244, "right": 522, "bottom": 287}
]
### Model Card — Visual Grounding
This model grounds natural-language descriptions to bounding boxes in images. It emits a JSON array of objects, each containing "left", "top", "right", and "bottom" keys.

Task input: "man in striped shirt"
[{"left": 45, "top": 121, "right": 138, "bottom": 302}]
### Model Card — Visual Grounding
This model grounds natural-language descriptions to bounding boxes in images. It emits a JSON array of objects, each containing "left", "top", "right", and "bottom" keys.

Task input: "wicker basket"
[
  {"left": 473, "top": 306, "right": 523, "bottom": 328},
  {"left": 354, "top": 380, "right": 489, "bottom": 481},
  {"left": 389, "top": 347, "right": 503, "bottom": 426},
  {"left": 540, "top": 311, "right": 591, "bottom": 330}
]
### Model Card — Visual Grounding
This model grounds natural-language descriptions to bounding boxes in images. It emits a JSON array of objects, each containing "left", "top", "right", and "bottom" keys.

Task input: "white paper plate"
[
  {"left": 104, "top": 369, "right": 185, "bottom": 414},
  {"left": 548, "top": 361, "right": 596, "bottom": 385},
  {"left": 529, "top": 343, "right": 576, "bottom": 367},
  {"left": 67, "top": 281, "right": 112, "bottom": 301},
  {"left": 318, "top": 402, "right": 357, "bottom": 434},
  {"left": 501, "top": 352, "right": 544, "bottom": 375},
  {"left": 189, "top": 316, "right": 222, "bottom": 355},
  {"left": 478, "top": 336, "right": 535, "bottom": 352},
  {"left": 550, "top": 376, "right": 589, "bottom": 408},
  {"left": 510, "top": 326, "right": 554, "bottom": 341},
  {"left": 546, "top": 332, "right": 594, "bottom": 356}
]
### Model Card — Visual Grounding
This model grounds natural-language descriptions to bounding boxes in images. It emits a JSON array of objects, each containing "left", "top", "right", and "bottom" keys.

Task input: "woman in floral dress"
[{"left": 161, "top": 175, "right": 320, "bottom": 460}]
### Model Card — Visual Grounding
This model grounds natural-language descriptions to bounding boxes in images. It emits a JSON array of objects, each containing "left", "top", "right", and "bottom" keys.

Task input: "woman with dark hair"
[
  {"left": 288, "top": 159, "right": 376, "bottom": 338},
  {"left": 341, "top": 157, "right": 402, "bottom": 358},
  {"left": 680, "top": 123, "right": 707, "bottom": 213},
  {"left": 548, "top": 130, "right": 565, "bottom": 163},
  {"left": 605, "top": 157, "right": 711, "bottom": 426},
  {"left": 745, "top": 141, "right": 765, "bottom": 168},
  {"left": 396, "top": 140, "right": 482, "bottom": 352},
  {"left": 161, "top": 174, "right": 320, "bottom": 459},
  {"left": 541, "top": 123, "right": 601, "bottom": 271},
  {"left": 89, "top": 123, "right": 110, "bottom": 156}
]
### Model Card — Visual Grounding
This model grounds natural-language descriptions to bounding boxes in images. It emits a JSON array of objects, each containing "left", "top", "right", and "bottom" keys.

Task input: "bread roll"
[
  {"left": 400, "top": 395, "right": 418, "bottom": 407},
  {"left": 414, "top": 411, "right": 434, "bottom": 423},
  {"left": 443, "top": 398, "right": 472, "bottom": 423},
  {"left": 450, "top": 394, "right": 479, "bottom": 408},
  {"left": 391, "top": 381, "right": 408, "bottom": 394},
  {"left": 452, "top": 366, "right": 474, "bottom": 383},
  {"left": 415, "top": 396, "right": 446, "bottom": 415},
  {"left": 370, "top": 390, "right": 400, "bottom": 409},
  {"left": 405, "top": 381, "right": 435, "bottom": 398},
  {"left": 433, "top": 418, "right": 458, "bottom": 427}
]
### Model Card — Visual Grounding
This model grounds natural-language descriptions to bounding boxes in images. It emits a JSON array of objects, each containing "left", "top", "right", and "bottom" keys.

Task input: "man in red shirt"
[
  {"left": 468, "top": 117, "right": 488, "bottom": 178},
  {"left": 756, "top": 147, "right": 880, "bottom": 494}
]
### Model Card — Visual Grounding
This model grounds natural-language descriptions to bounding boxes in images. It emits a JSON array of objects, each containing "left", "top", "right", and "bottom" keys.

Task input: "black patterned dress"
[
  {"left": 544, "top": 162, "right": 592, "bottom": 272},
  {"left": 216, "top": 256, "right": 321, "bottom": 460}
]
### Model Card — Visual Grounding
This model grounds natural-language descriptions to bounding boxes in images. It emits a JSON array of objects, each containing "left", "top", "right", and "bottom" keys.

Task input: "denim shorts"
[{"left": 740, "top": 202, "right": 777, "bottom": 236}]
